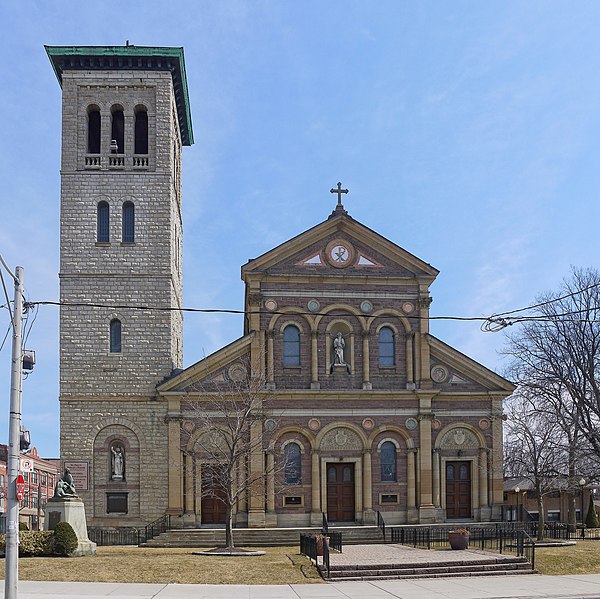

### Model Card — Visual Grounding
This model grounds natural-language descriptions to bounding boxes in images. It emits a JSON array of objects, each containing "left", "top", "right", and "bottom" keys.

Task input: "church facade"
[{"left": 48, "top": 45, "right": 514, "bottom": 530}]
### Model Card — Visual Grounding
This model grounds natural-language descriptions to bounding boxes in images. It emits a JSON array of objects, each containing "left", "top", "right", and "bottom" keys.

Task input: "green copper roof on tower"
[{"left": 44, "top": 45, "right": 194, "bottom": 146}]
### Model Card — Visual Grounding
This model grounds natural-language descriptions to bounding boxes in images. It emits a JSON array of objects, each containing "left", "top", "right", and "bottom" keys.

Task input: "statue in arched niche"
[
  {"left": 111, "top": 444, "right": 125, "bottom": 480},
  {"left": 330, "top": 332, "right": 351, "bottom": 373}
]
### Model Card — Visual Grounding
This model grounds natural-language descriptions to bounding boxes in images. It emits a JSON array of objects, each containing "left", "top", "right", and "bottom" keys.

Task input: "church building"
[{"left": 47, "top": 45, "right": 514, "bottom": 530}]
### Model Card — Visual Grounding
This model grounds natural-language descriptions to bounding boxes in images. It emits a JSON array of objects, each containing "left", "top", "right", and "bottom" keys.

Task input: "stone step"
[
  {"left": 324, "top": 569, "right": 535, "bottom": 581},
  {"left": 330, "top": 556, "right": 528, "bottom": 571}
]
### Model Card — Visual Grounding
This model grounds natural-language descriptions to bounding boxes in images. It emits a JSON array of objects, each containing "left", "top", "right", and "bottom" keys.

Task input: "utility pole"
[{"left": 5, "top": 265, "right": 24, "bottom": 599}]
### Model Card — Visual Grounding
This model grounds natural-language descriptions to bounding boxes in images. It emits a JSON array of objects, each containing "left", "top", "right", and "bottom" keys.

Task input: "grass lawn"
[
  {"left": 0, "top": 546, "right": 322, "bottom": 585},
  {"left": 536, "top": 541, "right": 600, "bottom": 575}
]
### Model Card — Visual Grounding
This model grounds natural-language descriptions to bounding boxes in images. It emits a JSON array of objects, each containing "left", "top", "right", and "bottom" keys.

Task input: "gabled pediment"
[
  {"left": 242, "top": 211, "right": 438, "bottom": 282},
  {"left": 429, "top": 335, "right": 515, "bottom": 393},
  {"left": 157, "top": 333, "right": 255, "bottom": 393}
]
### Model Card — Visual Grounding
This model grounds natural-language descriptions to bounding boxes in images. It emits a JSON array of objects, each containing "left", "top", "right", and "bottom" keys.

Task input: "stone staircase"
[
  {"left": 322, "top": 555, "right": 534, "bottom": 581},
  {"left": 143, "top": 525, "right": 384, "bottom": 547}
]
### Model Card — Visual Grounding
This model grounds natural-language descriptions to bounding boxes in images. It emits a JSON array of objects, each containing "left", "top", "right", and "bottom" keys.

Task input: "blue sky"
[{"left": 1, "top": 1, "right": 599, "bottom": 456}]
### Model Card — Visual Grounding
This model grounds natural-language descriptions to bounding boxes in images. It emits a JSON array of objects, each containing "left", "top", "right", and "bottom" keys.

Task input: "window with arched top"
[
  {"left": 284, "top": 442, "right": 301, "bottom": 485},
  {"left": 87, "top": 106, "right": 101, "bottom": 153},
  {"left": 378, "top": 326, "right": 395, "bottom": 367},
  {"left": 283, "top": 325, "right": 301, "bottom": 366},
  {"left": 111, "top": 106, "right": 124, "bottom": 153},
  {"left": 380, "top": 441, "right": 397, "bottom": 482},
  {"left": 134, "top": 106, "right": 148, "bottom": 154},
  {"left": 122, "top": 202, "right": 135, "bottom": 243},
  {"left": 97, "top": 201, "right": 110, "bottom": 242},
  {"left": 110, "top": 319, "right": 122, "bottom": 353}
]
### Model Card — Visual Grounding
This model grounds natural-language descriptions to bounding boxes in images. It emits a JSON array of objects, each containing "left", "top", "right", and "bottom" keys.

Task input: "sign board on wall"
[
  {"left": 19, "top": 458, "right": 34, "bottom": 473},
  {"left": 63, "top": 461, "right": 89, "bottom": 491}
]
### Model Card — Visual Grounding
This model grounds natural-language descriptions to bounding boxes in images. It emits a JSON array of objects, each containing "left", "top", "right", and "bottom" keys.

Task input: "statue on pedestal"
[
  {"left": 53, "top": 468, "right": 78, "bottom": 499},
  {"left": 111, "top": 445, "right": 125, "bottom": 480}
]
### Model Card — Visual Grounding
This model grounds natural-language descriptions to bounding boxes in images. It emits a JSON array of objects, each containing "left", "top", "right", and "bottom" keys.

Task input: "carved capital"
[
  {"left": 418, "top": 413, "right": 435, "bottom": 421},
  {"left": 418, "top": 296, "right": 433, "bottom": 309},
  {"left": 248, "top": 293, "right": 262, "bottom": 307},
  {"left": 361, "top": 330, "right": 370, "bottom": 339},
  {"left": 311, "top": 330, "right": 319, "bottom": 339},
  {"left": 266, "top": 330, "right": 275, "bottom": 340}
]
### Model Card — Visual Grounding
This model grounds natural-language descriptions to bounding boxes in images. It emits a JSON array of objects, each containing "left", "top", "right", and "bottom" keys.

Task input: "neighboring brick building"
[
  {"left": 49, "top": 44, "right": 514, "bottom": 529},
  {"left": 0, "top": 446, "right": 58, "bottom": 530}
]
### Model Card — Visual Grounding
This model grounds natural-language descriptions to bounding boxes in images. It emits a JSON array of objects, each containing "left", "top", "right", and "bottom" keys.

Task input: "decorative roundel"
[
  {"left": 362, "top": 417, "right": 375, "bottom": 430},
  {"left": 228, "top": 363, "right": 247, "bottom": 382},
  {"left": 183, "top": 421, "right": 195, "bottom": 433},
  {"left": 307, "top": 299, "right": 320, "bottom": 312},
  {"left": 402, "top": 302, "right": 415, "bottom": 314},
  {"left": 479, "top": 418, "right": 491, "bottom": 431},
  {"left": 405, "top": 417, "right": 418, "bottom": 431},
  {"left": 431, "top": 418, "right": 442, "bottom": 430},
  {"left": 360, "top": 300, "right": 373, "bottom": 314},
  {"left": 308, "top": 418, "right": 321, "bottom": 431},
  {"left": 264, "top": 299, "right": 278, "bottom": 312},
  {"left": 264, "top": 419, "right": 277, "bottom": 432},
  {"left": 325, "top": 239, "right": 354, "bottom": 268},
  {"left": 431, "top": 365, "right": 449, "bottom": 383}
]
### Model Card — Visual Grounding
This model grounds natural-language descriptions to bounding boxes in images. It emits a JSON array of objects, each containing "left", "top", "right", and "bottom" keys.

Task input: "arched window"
[
  {"left": 111, "top": 106, "right": 124, "bottom": 153},
  {"left": 283, "top": 325, "right": 300, "bottom": 366},
  {"left": 380, "top": 441, "right": 397, "bottom": 482},
  {"left": 134, "top": 106, "right": 148, "bottom": 154},
  {"left": 284, "top": 443, "right": 301, "bottom": 485},
  {"left": 97, "top": 201, "right": 110, "bottom": 242},
  {"left": 110, "top": 319, "right": 122, "bottom": 353},
  {"left": 378, "top": 326, "right": 395, "bottom": 367},
  {"left": 87, "top": 106, "right": 101, "bottom": 153},
  {"left": 122, "top": 202, "right": 135, "bottom": 243}
]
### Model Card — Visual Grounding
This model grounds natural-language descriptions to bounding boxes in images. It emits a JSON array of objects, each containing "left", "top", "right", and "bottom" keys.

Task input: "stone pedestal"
[{"left": 45, "top": 498, "right": 96, "bottom": 556}]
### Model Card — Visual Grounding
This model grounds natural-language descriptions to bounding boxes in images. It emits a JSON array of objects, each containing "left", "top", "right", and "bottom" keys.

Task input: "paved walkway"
[
  {"left": 327, "top": 543, "right": 520, "bottom": 566},
  {"left": 4, "top": 576, "right": 600, "bottom": 598}
]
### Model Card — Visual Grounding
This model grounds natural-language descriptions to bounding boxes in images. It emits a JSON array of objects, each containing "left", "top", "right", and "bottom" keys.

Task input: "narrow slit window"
[
  {"left": 122, "top": 202, "right": 135, "bottom": 243},
  {"left": 87, "top": 107, "right": 101, "bottom": 153},
  {"left": 111, "top": 106, "right": 124, "bottom": 153},
  {"left": 283, "top": 325, "right": 300, "bottom": 366},
  {"left": 380, "top": 441, "right": 397, "bottom": 482},
  {"left": 378, "top": 326, "right": 395, "bottom": 367},
  {"left": 134, "top": 106, "right": 148, "bottom": 154},
  {"left": 110, "top": 319, "right": 122, "bottom": 353},
  {"left": 284, "top": 443, "right": 301, "bottom": 485},
  {"left": 97, "top": 201, "right": 110, "bottom": 242}
]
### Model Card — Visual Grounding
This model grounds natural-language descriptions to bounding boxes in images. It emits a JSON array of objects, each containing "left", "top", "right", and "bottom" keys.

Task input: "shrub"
[
  {"left": 52, "top": 521, "right": 78, "bottom": 556},
  {"left": 19, "top": 522, "right": 29, "bottom": 531},
  {"left": 585, "top": 499, "right": 599, "bottom": 529},
  {"left": 0, "top": 531, "right": 54, "bottom": 556}
]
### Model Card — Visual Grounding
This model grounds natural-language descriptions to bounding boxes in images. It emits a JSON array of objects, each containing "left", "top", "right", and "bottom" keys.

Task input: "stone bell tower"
[{"left": 46, "top": 45, "right": 193, "bottom": 525}]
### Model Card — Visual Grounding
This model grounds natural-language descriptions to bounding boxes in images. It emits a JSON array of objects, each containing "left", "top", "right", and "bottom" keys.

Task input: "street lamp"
[
  {"left": 579, "top": 478, "right": 586, "bottom": 539},
  {"left": 515, "top": 486, "right": 520, "bottom": 522}
]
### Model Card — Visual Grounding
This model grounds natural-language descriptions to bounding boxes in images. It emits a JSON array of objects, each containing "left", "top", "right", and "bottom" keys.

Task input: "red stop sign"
[{"left": 15, "top": 474, "right": 25, "bottom": 501}]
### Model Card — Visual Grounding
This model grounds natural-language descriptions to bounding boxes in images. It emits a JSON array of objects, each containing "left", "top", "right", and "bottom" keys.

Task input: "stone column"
[
  {"left": 362, "top": 331, "right": 371, "bottom": 390},
  {"left": 418, "top": 409, "right": 436, "bottom": 522},
  {"left": 184, "top": 453, "right": 194, "bottom": 513},
  {"left": 479, "top": 447, "right": 489, "bottom": 509},
  {"left": 490, "top": 407, "right": 505, "bottom": 519},
  {"left": 407, "top": 449, "right": 417, "bottom": 513},
  {"left": 247, "top": 420, "right": 266, "bottom": 527},
  {"left": 266, "top": 449, "right": 275, "bottom": 513},
  {"left": 311, "top": 331, "right": 320, "bottom": 389},
  {"left": 310, "top": 450, "right": 321, "bottom": 525},
  {"left": 406, "top": 333, "right": 414, "bottom": 386},
  {"left": 167, "top": 418, "right": 183, "bottom": 515},
  {"left": 418, "top": 296, "right": 433, "bottom": 389},
  {"left": 432, "top": 448, "right": 441, "bottom": 509},
  {"left": 363, "top": 449, "right": 373, "bottom": 514}
]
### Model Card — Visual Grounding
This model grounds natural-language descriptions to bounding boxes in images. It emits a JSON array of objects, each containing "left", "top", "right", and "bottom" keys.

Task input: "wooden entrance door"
[
  {"left": 446, "top": 461, "right": 471, "bottom": 519},
  {"left": 327, "top": 463, "right": 355, "bottom": 522},
  {"left": 201, "top": 466, "right": 226, "bottom": 525}
]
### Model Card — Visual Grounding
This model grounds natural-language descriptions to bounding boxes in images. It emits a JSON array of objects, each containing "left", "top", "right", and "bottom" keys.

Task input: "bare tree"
[
  {"left": 503, "top": 267, "right": 600, "bottom": 528},
  {"left": 504, "top": 393, "right": 567, "bottom": 539},
  {"left": 179, "top": 360, "right": 284, "bottom": 550}
]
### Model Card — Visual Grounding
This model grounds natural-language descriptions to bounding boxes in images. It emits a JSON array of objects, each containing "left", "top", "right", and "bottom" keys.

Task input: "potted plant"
[
  {"left": 448, "top": 527, "right": 470, "bottom": 550},
  {"left": 315, "top": 533, "right": 330, "bottom": 556}
]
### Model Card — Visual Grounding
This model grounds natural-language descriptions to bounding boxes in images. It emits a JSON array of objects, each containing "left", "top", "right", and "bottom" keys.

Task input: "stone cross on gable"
[{"left": 330, "top": 181, "right": 349, "bottom": 208}]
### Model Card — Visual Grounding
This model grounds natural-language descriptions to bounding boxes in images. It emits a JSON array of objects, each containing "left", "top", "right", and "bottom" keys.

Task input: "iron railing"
[
  {"left": 322, "top": 512, "right": 329, "bottom": 534},
  {"left": 299, "top": 531, "right": 343, "bottom": 579},
  {"left": 88, "top": 527, "right": 139, "bottom": 546},
  {"left": 139, "top": 513, "right": 171, "bottom": 544},
  {"left": 376, "top": 510, "right": 386, "bottom": 541}
]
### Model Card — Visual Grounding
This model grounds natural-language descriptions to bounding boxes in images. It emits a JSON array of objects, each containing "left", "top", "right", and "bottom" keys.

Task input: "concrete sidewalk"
[{"left": 5, "top": 575, "right": 600, "bottom": 598}]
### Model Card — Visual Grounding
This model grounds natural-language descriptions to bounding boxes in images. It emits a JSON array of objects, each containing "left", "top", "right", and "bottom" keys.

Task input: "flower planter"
[{"left": 448, "top": 531, "right": 470, "bottom": 550}]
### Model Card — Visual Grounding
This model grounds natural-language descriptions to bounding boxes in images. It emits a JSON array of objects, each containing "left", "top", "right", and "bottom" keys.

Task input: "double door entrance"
[
  {"left": 200, "top": 466, "right": 226, "bottom": 525},
  {"left": 326, "top": 463, "right": 355, "bottom": 522},
  {"left": 446, "top": 461, "right": 471, "bottom": 519}
]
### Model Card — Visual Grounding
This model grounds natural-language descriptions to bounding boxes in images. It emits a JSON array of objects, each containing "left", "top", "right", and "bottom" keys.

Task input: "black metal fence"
[
  {"left": 88, "top": 513, "right": 171, "bottom": 546},
  {"left": 390, "top": 525, "right": 539, "bottom": 568},
  {"left": 376, "top": 510, "right": 386, "bottom": 541},
  {"left": 299, "top": 531, "right": 343, "bottom": 579}
]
